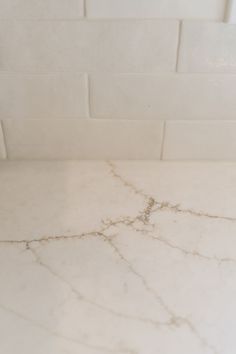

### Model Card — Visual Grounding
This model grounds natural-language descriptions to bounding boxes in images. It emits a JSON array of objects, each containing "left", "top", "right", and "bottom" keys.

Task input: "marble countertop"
[{"left": 0, "top": 160, "right": 236, "bottom": 354}]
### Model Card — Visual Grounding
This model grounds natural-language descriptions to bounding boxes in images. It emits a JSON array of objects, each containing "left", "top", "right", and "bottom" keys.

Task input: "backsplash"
[{"left": 2, "top": 0, "right": 236, "bottom": 160}]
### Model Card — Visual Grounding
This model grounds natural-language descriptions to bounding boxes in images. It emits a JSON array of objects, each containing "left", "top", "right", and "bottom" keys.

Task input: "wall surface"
[{"left": 1, "top": 0, "right": 236, "bottom": 160}]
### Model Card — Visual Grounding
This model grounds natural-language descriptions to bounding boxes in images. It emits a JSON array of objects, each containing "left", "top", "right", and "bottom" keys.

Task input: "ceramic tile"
[
  {"left": 0, "top": 73, "right": 88, "bottom": 119},
  {"left": 0, "top": 160, "right": 236, "bottom": 354},
  {"left": 0, "top": 0, "right": 83, "bottom": 19},
  {"left": 179, "top": 21, "right": 236, "bottom": 73},
  {"left": 87, "top": 0, "right": 226, "bottom": 20},
  {"left": 163, "top": 120, "right": 236, "bottom": 160},
  {"left": 3, "top": 119, "right": 164, "bottom": 159},
  {"left": 90, "top": 74, "right": 236, "bottom": 119},
  {"left": 0, "top": 20, "right": 178, "bottom": 73},
  {"left": 225, "top": 0, "right": 236, "bottom": 23}
]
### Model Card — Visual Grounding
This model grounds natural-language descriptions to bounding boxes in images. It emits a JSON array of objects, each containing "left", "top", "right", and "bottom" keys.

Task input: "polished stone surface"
[{"left": 0, "top": 161, "right": 236, "bottom": 354}]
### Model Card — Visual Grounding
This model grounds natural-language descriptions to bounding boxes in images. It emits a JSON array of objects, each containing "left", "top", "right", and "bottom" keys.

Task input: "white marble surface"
[{"left": 1, "top": 161, "right": 236, "bottom": 354}]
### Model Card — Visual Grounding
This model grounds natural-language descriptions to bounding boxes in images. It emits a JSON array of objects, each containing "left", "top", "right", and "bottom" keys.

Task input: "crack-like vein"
[
  {"left": 102, "top": 235, "right": 174, "bottom": 318},
  {"left": 154, "top": 201, "right": 236, "bottom": 222},
  {"left": 0, "top": 231, "right": 104, "bottom": 246},
  {"left": 102, "top": 208, "right": 236, "bottom": 266},
  {"left": 100, "top": 233, "right": 219, "bottom": 354},
  {"left": 0, "top": 303, "right": 128, "bottom": 354},
  {"left": 27, "top": 243, "right": 172, "bottom": 330},
  {"left": 0, "top": 221, "right": 219, "bottom": 353},
  {"left": 0, "top": 195, "right": 156, "bottom": 247},
  {"left": 107, "top": 160, "right": 149, "bottom": 200},
  {"left": 1, "top": 192, "right": 235, "bottom": 268},
  {"left": 148, "top": 233, "right": 236, "bottom": 265},
  {"left": 106, "top": 161, "right": 236, "bottom": 223},
  {"left": 102, "top": 200, "right": 156, "bottom": 234},
  {"left": 4, "top": 222, "right": 219, "bottom": 352},
  {"left": 139, "top": 197, "right": 156, "bottom": 224},
  {"left": 0, "top": 161, "right": 227, "bottom": 354}
]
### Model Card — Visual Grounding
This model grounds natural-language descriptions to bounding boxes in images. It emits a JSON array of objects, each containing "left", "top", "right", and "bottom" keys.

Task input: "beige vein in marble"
[{"left": 1, "top": 161, "right": 236, "bottom": 354}]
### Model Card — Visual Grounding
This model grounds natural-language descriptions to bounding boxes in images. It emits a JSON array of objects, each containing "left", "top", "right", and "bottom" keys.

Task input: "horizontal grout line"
[
  {"left": 1, "top": 71, "right": 236, "bottom": 76},
  {"left": 0, "top": 71, "right": 177, "bottom": 75},
  {"left": 1, "top": 159, "right": 235, "bottom": 163},
  {"left": 163, "top": 119, "right": 236, "bottom": 123},
  {"left": 3, "top": 118, "right": 236, "bottom": 122},
  {"left": 1, "top": 118, "right": 165, "bottom": 121},
  {"left": 0, "top": 71, "right": 88, "bottom": 75},
  {"left": 3, "top": 159, "right": 236, "bottom": 163},
  {"left": 0, "top": 18, "right": 223, "bottom": 22},
  {"left": 161, "top": 157, "right": 236, "bottom": 162},
  {"left": 87, "top": 117, "right": 236, "bottom": 121}
]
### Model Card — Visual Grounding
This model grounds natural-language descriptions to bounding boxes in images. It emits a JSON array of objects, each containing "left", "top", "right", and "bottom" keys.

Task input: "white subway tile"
[
  {"left": 164, "top": 121, "right": 236, "bottom": 160},
  {"left": 0, "top": 20, "right": 178, "bottom": 73},
  {"left": 3, "top": 119, "right": 163, "bottom": 159},
  {"left": 225, "top": 0, "right": 236, "bottom": 23},
  {"left": 0, "top": 73, "right": 88, "bottom": 119},
  {"left": 0, "top": 122, "right": 6, "bottom": 159},
  {"left": 87, "top": 0, "right": 226, "bottom": 20},
  {"left": 0, "top": 0, "right": 83, "bottom": 19},
  {"left": 179, "top": 21, "right": 236, "bottom": 73},
  {"left": 90, "top": 74, "right": 236, "bottom": 119}
]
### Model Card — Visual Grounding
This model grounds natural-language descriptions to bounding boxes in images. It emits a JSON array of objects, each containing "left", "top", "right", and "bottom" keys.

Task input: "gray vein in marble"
[
  {"left": 148, "top": 233, "right": 236, "bottom": 265},
  {"left": 107, "top": 161, "right": 236, "bottom": 223},
  {"left": 23, "top": 229, "right": 219, "bottom": 354},
  {"left": 0, "top": 303, "right": 134, "bottom": 354},
  {"left": 106, "top": 161, "right": 221, "bottom": 354},
  {"left": 0, "top": 161, "right": 228, "bottom": 354},
  {"left": 100, "top": 233, "right": 219, "bottom": 354},
  {"left": 0, "top": 215, "right": 219, "bottom": 353},
  {"left": 27, "top": 243, "right": 173, "bottom": 330}
]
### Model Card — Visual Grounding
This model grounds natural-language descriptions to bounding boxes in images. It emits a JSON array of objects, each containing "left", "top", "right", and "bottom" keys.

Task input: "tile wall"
[{"left": 1, "top": 0, "right": 236, "bottom": 160}]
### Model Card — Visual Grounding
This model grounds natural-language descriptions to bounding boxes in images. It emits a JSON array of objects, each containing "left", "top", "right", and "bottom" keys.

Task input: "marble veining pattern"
[{"left": 0, "top": 161, "right": 236, "bottom": 354}]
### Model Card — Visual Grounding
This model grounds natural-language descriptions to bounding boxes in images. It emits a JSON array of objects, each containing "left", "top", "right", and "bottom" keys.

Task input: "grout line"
[
  {"left": 224, "top": 0, "right": 232, "bottom": 22},
  {"left": 2, "top": 70, "right": 236, "bottom": 76},
  {"left": 83, "top": 0, "right": 87, "bottom": 18},
  {"left": 160, "top": 121, "right": 166, "bottom": 160},
  {"left": 1, "top": 69, "right": 235, "bottom": 76},
  {"left": 0, "top": 121, "right": 8, "bottom": 159},
  {"left": 0, "top": 18, "right": 222, "bottom": 22},
  {"left": 224, "top": 0, "right": 236, "bottom": 23},
  {"left": 175, "top": 20, "right": 183, "bottom": 72},
  {"left": 85, "top": 73, "right": 92, "bottom": 118}
]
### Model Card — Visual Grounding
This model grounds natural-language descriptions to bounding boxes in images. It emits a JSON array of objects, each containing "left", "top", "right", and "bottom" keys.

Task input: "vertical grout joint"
[
  {"left": 83, "top": 0, "right": 87, "bottom": 18},
  {"left": 175, "top": 20, "right": 183, "bottom": 72},
  {"left": 224, "top": 0, "right": 236, "bottom": 23},
  {"left": 85, "top": 73, "right": 92, "bottom": 118},
  {"left": 160, "top": 121, "right": 166, "bottom": 160},
  {"left": 0, "top": 121, "right": 8, "bottom": 160}
]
